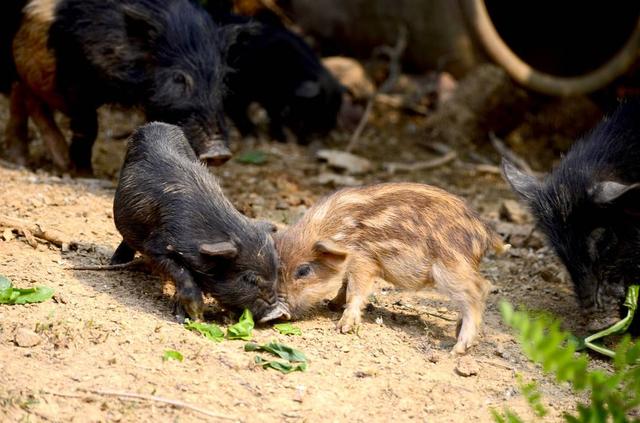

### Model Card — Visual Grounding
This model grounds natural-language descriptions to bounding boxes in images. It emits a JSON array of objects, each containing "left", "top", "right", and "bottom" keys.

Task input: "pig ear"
[
  {"left": 122, "top": 5, "right": 162, "bottom": 43},
  {"left": 199, "top": 241, "right": 238, "bottom": 258},
  {"left": 295, "top": 81, "right": 321, "bottom": 98},
  {"left": 501, "top": 159, "right": 540, "bottom": 201},
  {"left": 590, "top": 181, "right": 640, "bottom": 204},
  {"left": 313, "top": 240, "right": 347, "bottom": 267},
  {"left": 255, "top": 220, "right": 278, "bottom": 233}
]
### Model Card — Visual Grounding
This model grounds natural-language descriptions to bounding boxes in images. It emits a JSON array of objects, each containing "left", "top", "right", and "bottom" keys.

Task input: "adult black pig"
[
  {"left": 207, "top": 9, "right": 343, "bottom": 143},
  {"left": 7, "top": 0, "right": 233, "bottom": 173},
  {"left": 502, "top": 100, "right": 640, "bottom": 330},
  {"left": 112, "top": 122, "right": 287, "bottom": 323}
]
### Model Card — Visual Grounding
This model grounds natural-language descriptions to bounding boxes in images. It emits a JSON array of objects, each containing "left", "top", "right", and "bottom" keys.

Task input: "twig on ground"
[
  {"left": 422, "top": 311, "right": 457, "bottom": 322},
  {"left": 0, "top": 215, "right": 77, "bottom": 249},
  {"left": 489, "top": 132, "right": 539, "bottom": 176},
  {"left": 67, "top": 258, "right": 147, "bottom": 271},
  {"left": 346, "top": 25, "right": 408, "bottom": 152},
  {"left": 76, "top": 388, "right": 239, "bottom": 421},
  {"left": 383, "top": 151, "right": 457, "bottom": 174}
]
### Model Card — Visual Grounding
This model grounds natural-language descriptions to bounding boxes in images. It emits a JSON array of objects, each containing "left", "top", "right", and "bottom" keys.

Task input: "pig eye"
[
  {"left": 294, "top": 264, "right": 313, "bottom": 279},
  {"left": 173, "top": 73, "right": 187, "bottom": 85}
]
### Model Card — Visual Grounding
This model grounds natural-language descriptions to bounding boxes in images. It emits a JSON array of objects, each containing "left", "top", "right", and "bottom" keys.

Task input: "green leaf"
[
  {"left": 245, "top": 342, "right": 307, "bottom": 362},
  {"left": 227, "top": 309, "right": 254, "bottom": 340},
  {"left": 162, "top": 350, "right": 184, "bottom": 362},
  {"left": 0, "top": 276, "right": 53, "bottom": 304},
  {"left": 273, "top": 323, "right": 302, "bottom": 336},
  {"left": 236, "top": 150, "right": 267, "bottom": 165},
  {"left": 185, "top": 320, "right": 225, "bottom": 342},
  {"left": 254, "top": 356, "right": 307, "bottom": 373}
]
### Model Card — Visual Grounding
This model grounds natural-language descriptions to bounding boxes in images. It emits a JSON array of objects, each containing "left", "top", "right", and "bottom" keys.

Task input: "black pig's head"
[
  {"left": 502, "top": 159, "right": 640, "bottom": 310},
  {"left": 281, "top": 72, "right": 344, "bottom": 143},
  {"left": 122, "top": 0, "right": 234, "bottom": 165},
  {"left": 187, "top": 220, "right": 288, "bottom": 322}
]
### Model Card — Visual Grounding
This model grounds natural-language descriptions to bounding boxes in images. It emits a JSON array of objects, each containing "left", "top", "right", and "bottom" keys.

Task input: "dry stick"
[
  {"left": 67, "top": 258, "right": 146, "bottom": 271},
  {"left": 346, "top": 25, "right": 408, "bottom": 153},
  {"left": 77, "top": 388, "right": 238, "bottom": 421},
  {"left": 0, "top": 215, "right": 77, "bottom": 249},
  {"left": 0, "top": 158, "right": 24, "bottom": 170},
  {"left": 383, "top": 150, "right": 457, "bottom": 174},
  {"left": 489, "top": 132, "right": 539, "bottom": 176}
]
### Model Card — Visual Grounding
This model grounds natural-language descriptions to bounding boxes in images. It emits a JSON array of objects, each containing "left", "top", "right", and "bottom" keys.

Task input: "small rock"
[
  {"left": 14, "top": 328, "right": 41, "bottom": 347},
  {"left": 275, "top": 201, "right": 289, "bottom": 210},
  {"left": 437, "top": 72, "right": 457, "bottom": 105},
  {"left": 500, "top": 200, "right": 529, "bottom": 224},
  {"left": 455, "top": 356, "right": 479, "bottom": 377},
  {"left": 293, "top": 385, "right": 306, "bottom": 403},
  {"left": 316, "top": 149, "right": 373, "bottom": 175},
  {"left": 316, "top": 173, "right": 361, "bottom": 187},
  {"left": 322, "top": 56, "right": 375, "bottom": 100},
  {"left": 375, "top": 316, "right": 384, "bottom": 325},
  {"left": 2, "top": 228, "right": 14, "bottom": 241}
]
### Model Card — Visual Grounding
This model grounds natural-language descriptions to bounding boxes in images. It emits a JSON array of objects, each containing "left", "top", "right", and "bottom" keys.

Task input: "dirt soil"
[{"left": 0, "top": 95, "right": 618, "bottom": 422}]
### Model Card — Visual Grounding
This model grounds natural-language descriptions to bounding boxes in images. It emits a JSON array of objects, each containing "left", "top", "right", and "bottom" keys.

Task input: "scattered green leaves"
[
  {"left": 246, "top": 341, "right": 307, "bottom": 374},
  {"left": 226, "top": 309, "right": 254, "bottom": 340},
  {"left": 162, "top": 350, "right": 184, "bottom": 362},
  {"left": 273, "top": 322, "right": 302, "bottom": 336},
  {"left": 493, "top": 298, "right": 640, "bottom": 423},
  {"left": 245, "top": 342, "right": 307, "bottom": 362},
  {"left": 184, "top": 320, "right": 224, "bottom": 342},
  {"left": 236, "top": 150, "right": 268, "bottom": 165},
  {"left": 0, "top": 275, "right": 54, "bottom": 305},
  {"left": 254, "top": 356, "right": 307, "bottom": 374}
]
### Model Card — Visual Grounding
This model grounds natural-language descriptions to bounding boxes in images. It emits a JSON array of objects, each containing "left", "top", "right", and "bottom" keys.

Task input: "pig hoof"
[
  {"left": 451, "top": 341, "right": 469, "bottom": 355},
  {"left": 175, "top": 294, "right": 204, "bottom": 322},
  {"left": 337, "top": 311, "right": 361, "bottom": 333},
  {"left": 199, "top": 148, "right": 231, "bottom": 166}
]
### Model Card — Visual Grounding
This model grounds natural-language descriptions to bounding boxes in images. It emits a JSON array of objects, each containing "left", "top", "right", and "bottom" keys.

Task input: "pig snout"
[
  {"left": 197, "top": 138, "right": 232, "bottom": 166},
  {"left": 259, "top": 302, "right": 292, "bottom": 323}
]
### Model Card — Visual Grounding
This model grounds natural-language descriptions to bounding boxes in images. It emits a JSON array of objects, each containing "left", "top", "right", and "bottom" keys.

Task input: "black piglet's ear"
[
  {"left": 501, "top": 159, "right": 540, "bottom": 201},
  {"left": 199, "top": 241, "right": 238, "bottom": 258},
  {"left": 590, "top": 181, "right": 640, "bottom": 204}
]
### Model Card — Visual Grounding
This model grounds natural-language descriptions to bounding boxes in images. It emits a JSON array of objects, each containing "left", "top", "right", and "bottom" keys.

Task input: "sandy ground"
[{"left": 0, "top": 96, "right": 616, "bottom": 422}]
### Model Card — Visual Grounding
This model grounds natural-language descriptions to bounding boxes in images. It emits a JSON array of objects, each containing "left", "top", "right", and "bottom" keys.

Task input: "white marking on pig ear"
[
  {"left": 590, "top": 181, "right": 640, "bottom": 204},
  {"left": 295, "top": 81, "right": 321, "bottom": 98},
  {"left": 501, "top": 159, "right": 540, "bottom": 201},
  {"left": 313, "top": 240, "right": 348, "bottom": 267},
  {"left": 199, "top": 241, "right": 238, "bottom": 258}
]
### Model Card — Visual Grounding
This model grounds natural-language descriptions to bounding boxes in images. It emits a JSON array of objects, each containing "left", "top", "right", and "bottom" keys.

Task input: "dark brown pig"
[
  {"left": 274, "top": 183, "right": 508, "bottom": 354},
  {"left": 112, "top": 122, "right": 286, "bottom": 323}
]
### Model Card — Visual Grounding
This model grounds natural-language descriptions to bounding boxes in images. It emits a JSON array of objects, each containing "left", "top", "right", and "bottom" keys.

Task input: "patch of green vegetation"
[
  {"left": 493, "top": 298, "right": 640, "bottom": 423},
  {"left": 0, "top": 275, "right": 53, "bottom": 304},
  {"left": 226, "top": 309, "right": 254, "bottom": 340},
  {"left": 245, "top": 341, "right": 307, "bottom": 374},
  {"left": 273, "top": 322, "right": 302, "bottom": 336},
  {"left": 162, "top": 350, "right": 184, "bottom": 362},
  {"left": 185, "top": 320, "right": 224, "bottom": 342}
]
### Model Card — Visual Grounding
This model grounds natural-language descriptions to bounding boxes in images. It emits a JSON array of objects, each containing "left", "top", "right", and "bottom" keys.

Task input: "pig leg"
[
  {"left": 110, "top": 241, "right": 136, "bottom": 265},
  {"left": 146, "top": 238, "right": 204, "bottom": 322},
  {"left": 336, "top": 258, "right": 378, "bottom": 333},
  {"left": 68, "top": 109, "right": 98, "bottom": 175},
  {"left": 3, "top": 82, "right": 30, "bottom": 166},
  {"left": 431, "top": 262, "right": 491, "bottom": 354},
  {"left": 23, "top": 91, "right": 71, "bottom": 170}
]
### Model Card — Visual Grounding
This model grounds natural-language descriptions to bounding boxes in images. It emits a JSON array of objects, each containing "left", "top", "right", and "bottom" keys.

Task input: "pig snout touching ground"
[
  {"left": 112, "top": 122, "right": 284, "bottom": 322},
  {"left": 274, "top": 183, "right": 508, "bottom": 354}
]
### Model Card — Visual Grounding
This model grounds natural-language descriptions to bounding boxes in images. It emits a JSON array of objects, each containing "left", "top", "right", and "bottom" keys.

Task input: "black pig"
[
  {"left": 502, "top": 100, "right": 640, "bottom": 328},
  {"left": 112, "top": 122, "right": 287, "bottom": 322},
  {"left": 7, "top": 0, "right": 233, "bottom": 173},
  {"left": 207, "top": 9, "right": 343, "bottom": 142}
]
